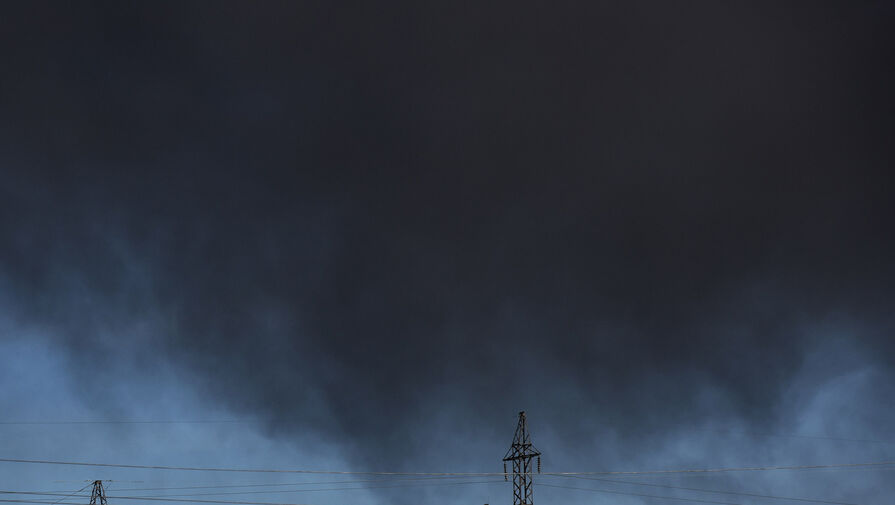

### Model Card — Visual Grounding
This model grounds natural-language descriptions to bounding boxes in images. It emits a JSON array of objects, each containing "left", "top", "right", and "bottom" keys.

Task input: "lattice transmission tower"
[
  {"left": 503, "top": 411, "right": 541, "bottom": 505},
  {"left": 89, "top": 480, "right": 107, "bottom": 505}
]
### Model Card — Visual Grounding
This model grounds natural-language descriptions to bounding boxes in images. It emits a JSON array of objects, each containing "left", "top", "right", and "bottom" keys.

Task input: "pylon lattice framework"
[
  {"left": 503, "top": 411, "right": 541, "bottom": 505},
  {"left": 89, "top": 480, "right": 107, "bottom": 505}
]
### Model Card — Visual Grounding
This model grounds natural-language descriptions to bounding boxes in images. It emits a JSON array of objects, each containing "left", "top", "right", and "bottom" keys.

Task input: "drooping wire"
[
  {"left": 0, "top": 481, "right": 505, "bottom": 503},
  {"left": 546, "top": 460, "right": 895, "bottom": 476},
  {"left": 3, "top": 457, "right": 895, "bottom": 477},
  {"left": 541, "top": 482, "right": 751, "bottom": 505},
  {"left": 0, "top": 458, "right": 495, "bottom": 476},
  {"left": 545, "top": 474, "right": 863, "bottom": 505},
  {"left": 118, "top": 480, "right": 506, "bottom": 498},
  {"left": 0, "top": 499, "right": 87, "bottom": 505},
  {"left": 0, "top": 421, "right": 247, "bottom": 426},
  {"left": 84, "top": 475, "right": 482, "bottom": 492},
  {"left": 46, "top": 484, "right": 93, "bottom": 505},
  {"left": 107, "top": 479, "right": 502, "bottom": 497}
]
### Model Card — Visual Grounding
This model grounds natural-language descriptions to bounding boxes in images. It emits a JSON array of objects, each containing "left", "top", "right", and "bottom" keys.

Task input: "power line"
[
  {"left": 680, "top": 427, "right": 895, "bottom": 446},
  {"left": 46, "top": 484, "right": 92, "bottom": 505},
  {"left": 109, "top": 480, "right": 503, "bottom": 497},
  {"left": 547, "top": 460, "right": 895, "bottom": 476},
  {"left": 1, "top": 490, "right": 386, "bottom": 505},
  {"left": 25, "top": 476, "right": 481, "bottom": 494},
  {"left": 0, "top": 421, "right": 249, "bottom": 426},
  {"left": 2, "top": 457, "right": 895, "bottom": 477},
  {"left": 128, "top": 480, "right": 505, "bottom": 497},
  {"left": 549, "top": 474, "right": 863, "bottom": 505},
  {"left": 8, "top": 420, "right": 891, "bottom": 448},
  {"left": 0, "top": 491, "right": 313, "bottom": 505},
  {"left": 0, "top": 458, "right": 498, "bottom": 476},
  {"left": 0, "top": 500, "right": 91, "bottom": 505},
  {"left": 541, "top": 482, "right": 747, "bottom": 505},
  {"left": 87, "top": 476, "right": 483, "bottom": 492},
  {"left": 0, "top": 481, "right": 504, "bottom": 502}
]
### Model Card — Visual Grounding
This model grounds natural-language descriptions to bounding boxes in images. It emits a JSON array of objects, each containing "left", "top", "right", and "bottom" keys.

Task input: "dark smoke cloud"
[{"left": 2, "top": 2, "right": 894, "bottom": 505}]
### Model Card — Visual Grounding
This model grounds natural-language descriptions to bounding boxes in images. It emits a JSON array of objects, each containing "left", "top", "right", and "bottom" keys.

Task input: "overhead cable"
[
  {"left": 2, "top": 457, "right": 894, "bottom": 477},
  {"left": 549, "top": 474, "right": 862, "bottom": 505}
]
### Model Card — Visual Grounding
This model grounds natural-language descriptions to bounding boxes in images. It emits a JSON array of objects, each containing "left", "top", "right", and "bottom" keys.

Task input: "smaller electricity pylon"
[
  {"left": 503, "top": 411, "right": 541, "bottom": 505},
  {"left": 89, "top": 480, "right": 107, "bottom": 505}
]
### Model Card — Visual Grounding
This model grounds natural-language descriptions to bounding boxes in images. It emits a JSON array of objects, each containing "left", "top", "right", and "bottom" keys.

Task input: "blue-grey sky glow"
[{"left": 2, "top": 2, "right": 894, "bottom": 505}]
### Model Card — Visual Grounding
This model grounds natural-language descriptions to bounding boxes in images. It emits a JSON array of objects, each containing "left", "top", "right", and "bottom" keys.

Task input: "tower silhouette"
[
  {"left": 503, "top": 411, "right": 541, "bottom": 505},
  {"left": 89, "top": 481, "right": 107, "bottom": 505}
]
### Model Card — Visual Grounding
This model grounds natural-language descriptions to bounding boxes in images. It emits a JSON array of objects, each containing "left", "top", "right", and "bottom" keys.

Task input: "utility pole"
[
  {"left": 89, "top": 480, "right": 107, "bottom": 505},
  {"left": 503, "top": 411, "right": 541, "bottom": 505}
]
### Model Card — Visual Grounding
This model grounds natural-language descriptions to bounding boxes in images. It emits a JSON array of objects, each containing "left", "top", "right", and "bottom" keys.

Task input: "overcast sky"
[{"left": 1, "top": 2, "right": 894, "bottom": 505}]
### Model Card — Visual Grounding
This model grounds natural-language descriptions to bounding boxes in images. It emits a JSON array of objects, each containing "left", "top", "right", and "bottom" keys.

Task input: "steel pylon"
[
  {"left": 503, "top": 411, "right": 541, "bottom": 505},
  {"left": 89, "top": 480, "right": 107, "bottom": 505}
]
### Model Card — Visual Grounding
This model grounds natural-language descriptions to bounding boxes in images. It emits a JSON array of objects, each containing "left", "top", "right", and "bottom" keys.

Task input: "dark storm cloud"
[{"left": 2, "top": 2, "right": 895, "bottom": 504}]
